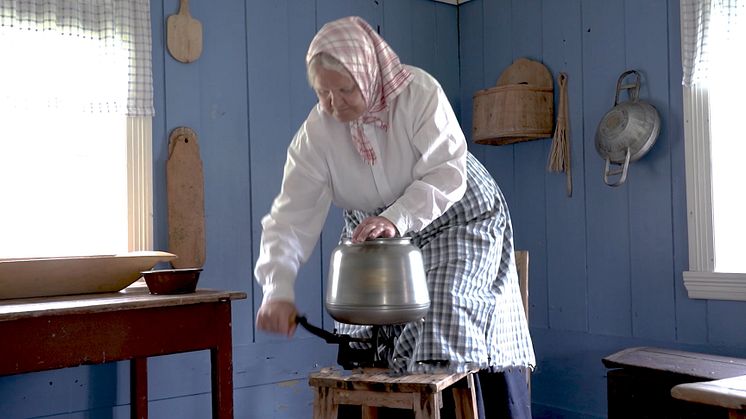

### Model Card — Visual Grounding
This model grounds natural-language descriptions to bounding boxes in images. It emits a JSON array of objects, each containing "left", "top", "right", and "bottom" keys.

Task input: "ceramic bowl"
[{"left": 141, "top": 268, "right": 202, "bottom": 295}]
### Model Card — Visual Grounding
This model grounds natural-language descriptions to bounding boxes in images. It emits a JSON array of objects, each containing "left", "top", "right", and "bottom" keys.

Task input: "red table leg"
[
  {"left": 211, "top": 303, "right": 234, "bottom": 419},
  {"left": 131, "top": 357, "right": 148, "bottom": 419}
]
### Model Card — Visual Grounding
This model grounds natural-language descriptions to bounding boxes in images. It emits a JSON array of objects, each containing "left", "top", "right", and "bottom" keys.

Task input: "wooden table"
[
  {"left": 0, "top": 286, "right": 246, "bottom": 419},
  {"left": 672, "top": 375, "right": 746, "bottom": 419}
]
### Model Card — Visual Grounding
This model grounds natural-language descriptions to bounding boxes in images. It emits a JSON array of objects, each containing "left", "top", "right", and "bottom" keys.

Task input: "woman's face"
[{"left": 311, "top": 66, "right": 366, "bottom": 123}]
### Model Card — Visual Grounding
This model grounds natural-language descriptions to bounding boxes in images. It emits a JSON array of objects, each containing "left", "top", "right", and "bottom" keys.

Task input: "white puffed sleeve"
[{"left": 253, "top": 122, "right": 332, "bottom": 304}]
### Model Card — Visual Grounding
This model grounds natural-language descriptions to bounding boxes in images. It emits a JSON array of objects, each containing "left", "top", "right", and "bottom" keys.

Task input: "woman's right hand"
[
  {"left": 351, "top": 215, "right": 397, "bottom": 243},
  {"left": 256, "top": 300, "right": 298, "bottom": 337}
]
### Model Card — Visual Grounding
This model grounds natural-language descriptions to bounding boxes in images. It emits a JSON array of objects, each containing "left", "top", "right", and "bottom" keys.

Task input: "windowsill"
[{"left": 683, "top": 271, "right": 746, "bottom": 301}]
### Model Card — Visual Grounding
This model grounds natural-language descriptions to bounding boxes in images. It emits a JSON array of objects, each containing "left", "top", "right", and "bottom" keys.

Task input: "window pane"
[
  {"left": 0, "top": 20, "right": 131, "bottom": 259},
  {"left": 0, "top": 26, "right": 129, "bottom": 114},
  {"left": 708, "top": 7, "right": 746, "bottom": 273},
  {"left": 0, "top": 112, "right": 128, "bottom": 258}
]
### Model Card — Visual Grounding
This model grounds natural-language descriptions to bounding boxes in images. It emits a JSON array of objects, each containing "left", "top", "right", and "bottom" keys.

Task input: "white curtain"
[
  {"left": 681, "top": 0, "right": 745, "bottom": 86},
  {"left": 0, "top": 0, "right": 153, "bottom": 115}
]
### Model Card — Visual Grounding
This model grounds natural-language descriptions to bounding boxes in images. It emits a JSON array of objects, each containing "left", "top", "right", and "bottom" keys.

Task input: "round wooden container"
[{"left": 472, "top": 58, "right": 554, "bottom": 145}]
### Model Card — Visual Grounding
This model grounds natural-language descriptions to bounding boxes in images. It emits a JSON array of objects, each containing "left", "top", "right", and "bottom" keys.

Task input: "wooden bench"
[{"left": 603, "top": 347, "right": 746, "bottom": 418}]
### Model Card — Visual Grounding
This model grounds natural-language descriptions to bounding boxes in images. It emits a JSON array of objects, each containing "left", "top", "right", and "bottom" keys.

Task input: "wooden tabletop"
[{"left": 0, "top": 284, "right": 247, "bottom": 321}]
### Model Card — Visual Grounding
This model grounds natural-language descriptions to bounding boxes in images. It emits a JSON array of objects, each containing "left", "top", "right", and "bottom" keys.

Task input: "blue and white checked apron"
[{"left": 337, "top": 153, "right": 535, "bottom": 373}]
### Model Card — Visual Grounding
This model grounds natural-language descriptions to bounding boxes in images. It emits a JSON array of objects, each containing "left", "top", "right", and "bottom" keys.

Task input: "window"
[
  {"left": 681, "top": 1, "right": 746, "bottom": 300},
  {"left": 0, "top": 1, "right": 154, "bottom": 259}
]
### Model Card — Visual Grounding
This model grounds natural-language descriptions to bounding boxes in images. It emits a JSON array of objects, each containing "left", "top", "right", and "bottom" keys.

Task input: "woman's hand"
[
  {"left": 351, "top": 216, "right": 397, "bottom": 243},
  {"left": 256, "top": 300, "right": 298, "bottom": 337}
]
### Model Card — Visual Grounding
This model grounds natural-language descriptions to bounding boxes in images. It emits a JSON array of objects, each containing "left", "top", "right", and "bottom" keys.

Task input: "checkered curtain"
[
  {"left": 681, "top": 0, "right": 745, "bottom": 86},
  {"left": 0, "top": 0, "right": 153, "bottom": 116}
]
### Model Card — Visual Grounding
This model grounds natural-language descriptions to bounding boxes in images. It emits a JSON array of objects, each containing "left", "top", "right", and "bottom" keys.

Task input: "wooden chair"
[
  {"left": 515, "top": 250, "right": 531, "bottom": 393},
  {"left": 308, "top": 250, "right": 530, "bottom": 419}
]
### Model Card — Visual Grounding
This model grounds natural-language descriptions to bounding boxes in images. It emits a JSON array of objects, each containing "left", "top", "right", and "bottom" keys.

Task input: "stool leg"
[
  {"left": 452, "top": 374, "right": 478, "bottom": 419},
  {"left": 313, "top": 386, "right": 338, "bottom": 419},
  {"left": 361, "top": 406, "right": 379, "bottom": 419},
  {"left": 414, "top": 393, "right": 441, "bottom": 419}
]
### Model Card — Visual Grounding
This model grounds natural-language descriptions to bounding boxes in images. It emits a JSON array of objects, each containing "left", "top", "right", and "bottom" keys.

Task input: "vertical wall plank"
[
  {"left": 482, "top": 0, "right": 512, "bottom": 76},
  {"left": 582, "top": 0, "right": 632, "bottom": 336},
  {"left": 510, "top": 0, "right": 542, "bottom": 58},
  {"left": 248, "top": 0, "right": 299, "bottom": 344},
  {"left": 434, "top": 2, "right": 461, "bottom": 115},
  {"left": 382, "top": 0, "right": 459, "bottom": 107},
  {"left": 247, "top": 0, "right": 328, "bottom": 347},
  {"left": 479, "top": 0, "right": 515, "bottom": 201},
  {"left": 459, "top": 0, "right": 485, "bottom": 166},
  {"left": 623, "top": 0, "right": 676, "bottom": 340},
  {"left": 504, "top": 0, "right": 550, "bottom": 331},
  {"left": 287, "top": 0, "right": 328, "bottom": 341},
  {"left": 381, "top": 0, "right": 414, "bottom": 61},
  {"left": 541, "top": 0, "right": 587, "bottom": 332},
  {"left": 410, "top": 0, "right": 438, "bottom": 75},
  {"left": 191, "top": 0, "right": 254, "bottom": 346},
  {"left": 316, "top": 0, "right": 381, "bottom": 29}
]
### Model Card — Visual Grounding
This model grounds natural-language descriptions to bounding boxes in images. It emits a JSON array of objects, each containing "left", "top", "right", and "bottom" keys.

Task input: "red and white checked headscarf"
[{"left": 307, "top": 16, "right": 414, "bottom": 165}]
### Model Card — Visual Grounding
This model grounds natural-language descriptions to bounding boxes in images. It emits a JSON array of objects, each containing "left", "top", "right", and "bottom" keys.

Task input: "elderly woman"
[{"left": 254, "top": 16, "right": 534, "bottom": 418}]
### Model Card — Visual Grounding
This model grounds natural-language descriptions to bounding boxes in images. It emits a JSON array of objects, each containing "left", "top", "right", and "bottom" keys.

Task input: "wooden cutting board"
[
  {"left": 167, "top": 127, "right": 205, "bottom": 269},
  {"left": 166, "top": 0, "right": 203, "bottom": 63}
]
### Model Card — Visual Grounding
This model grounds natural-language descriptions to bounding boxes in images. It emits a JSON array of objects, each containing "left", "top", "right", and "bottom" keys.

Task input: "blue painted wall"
[
  {"left": 3, "top": 0, "right": 746, "bottom": 418},
  {"left": 460, "top": 0, "right": 746, "bottom": 417}
]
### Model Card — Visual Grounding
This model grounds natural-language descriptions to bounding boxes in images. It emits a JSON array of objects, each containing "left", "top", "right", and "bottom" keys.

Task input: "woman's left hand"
[{"left": 351, "top": 216, "right": 397, "bottom": 243}]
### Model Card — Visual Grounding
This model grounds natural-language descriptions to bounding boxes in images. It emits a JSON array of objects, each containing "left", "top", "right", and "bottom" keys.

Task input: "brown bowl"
[{"left": 141, "top": 268, "right": 202, "bottom": 295}]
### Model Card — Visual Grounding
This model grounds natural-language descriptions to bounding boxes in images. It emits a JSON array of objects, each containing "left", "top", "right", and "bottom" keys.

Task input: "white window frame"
[
  {"left": 127, "top": 116, "right": 154, "bottom": 252},
  {"left": 681, "top": 81, "right": 746, "bottom": 301}
]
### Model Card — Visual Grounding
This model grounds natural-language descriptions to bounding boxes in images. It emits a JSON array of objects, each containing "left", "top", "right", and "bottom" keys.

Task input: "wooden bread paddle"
[
  {"left": 166, "top": 0, "right": 203, "bottom": 63},
  {"left": 167, "top": 127, "right": 206, "bottom": 269}
]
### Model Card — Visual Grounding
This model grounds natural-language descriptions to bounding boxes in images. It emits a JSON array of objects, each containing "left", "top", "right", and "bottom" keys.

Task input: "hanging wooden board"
[
  {"left": 166, "top": 0, "right": 203, "bottom": 63},
  {"left": 167, "top": 127, "right": 205, "bottom": 269}
]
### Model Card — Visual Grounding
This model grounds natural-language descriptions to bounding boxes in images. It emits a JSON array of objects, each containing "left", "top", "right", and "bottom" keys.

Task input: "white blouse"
[{"left": 254, "top": 66, "right": 467, "bottom": 304}]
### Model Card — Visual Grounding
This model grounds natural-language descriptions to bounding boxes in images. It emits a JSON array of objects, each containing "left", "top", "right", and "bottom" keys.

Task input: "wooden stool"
[{"left": 308, "top": 368, "right": 478, "bottom": 419}]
